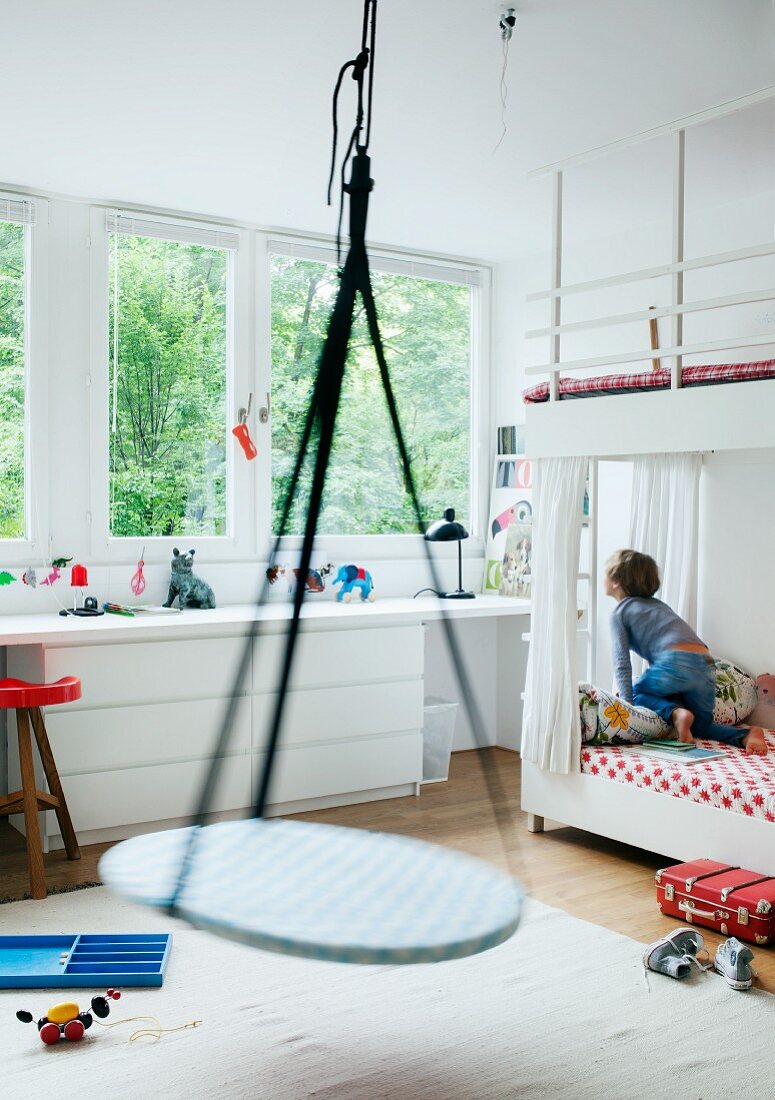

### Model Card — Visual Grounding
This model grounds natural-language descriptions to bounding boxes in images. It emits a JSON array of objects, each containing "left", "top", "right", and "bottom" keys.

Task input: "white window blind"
[
  {"left": 106, "top": 212, "right": 239, "bottom": 251},
  {"left": 268, "top": 238, "right": 482, "bottom": 287},
  {"left": 0, "top": 198, "right": 36, "bottom": 226}
]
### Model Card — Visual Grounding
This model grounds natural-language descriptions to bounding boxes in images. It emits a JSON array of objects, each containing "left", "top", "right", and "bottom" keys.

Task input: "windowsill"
[{"left": 0, "top": 593, "right": 530, "bottom": 646}]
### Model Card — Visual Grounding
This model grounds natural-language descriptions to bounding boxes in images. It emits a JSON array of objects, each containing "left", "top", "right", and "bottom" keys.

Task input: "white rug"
[{"left": 1, "top": 887, "right": 773, "bottom": 1099}]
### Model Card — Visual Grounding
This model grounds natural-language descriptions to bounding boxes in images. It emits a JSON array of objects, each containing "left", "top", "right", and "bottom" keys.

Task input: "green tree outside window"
[
  {"left": 109, "top": 234, "right": 228, "bottom": 538},
  {"left": 0, "top": 222, "right": 26, "bottom": 540},
  {"left": 271, "top": 257, "right": 471, "bottom": 536}
]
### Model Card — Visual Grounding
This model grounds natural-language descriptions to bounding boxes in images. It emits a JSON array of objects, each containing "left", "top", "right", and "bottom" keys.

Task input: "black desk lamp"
[{"left": 422, "top": 508, "right": 475, "bottom": 599}]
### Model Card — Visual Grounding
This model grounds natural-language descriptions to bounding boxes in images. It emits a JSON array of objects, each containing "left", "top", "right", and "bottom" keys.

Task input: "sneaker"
[
  {"left": 714, "top": 937, "right": 755, "bottom": 990},
  {"left": 643, "top": 928, "right": 706, "bottom": 979}
]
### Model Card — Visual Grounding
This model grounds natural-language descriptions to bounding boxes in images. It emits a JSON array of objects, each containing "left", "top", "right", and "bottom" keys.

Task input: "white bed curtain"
[
  {"left": 629, "top": 453, "right": 702, "bottom": 623},
  {"left": 628, "top": 453, "right": 702, "bottom": 678},
  {"left": 522, "top": 456, "right": 588, "bottom": 774}
]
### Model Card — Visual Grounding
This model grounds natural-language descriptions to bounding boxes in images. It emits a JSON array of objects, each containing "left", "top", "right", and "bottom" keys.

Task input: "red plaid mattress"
[
  {"left": 580, "top": 732, "right": 775, "bottom": 822},
  {"left": 523, "top": 360, "right": 775, "bottom": 404}
]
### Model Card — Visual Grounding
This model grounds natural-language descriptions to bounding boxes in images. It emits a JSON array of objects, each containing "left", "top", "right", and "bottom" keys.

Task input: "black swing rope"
[{"left": 168, "top": 0, "right": 519, "bottom": 917}]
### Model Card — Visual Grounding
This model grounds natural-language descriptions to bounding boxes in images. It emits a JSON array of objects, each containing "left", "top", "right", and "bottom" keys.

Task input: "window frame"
[
  {"left": 0, "top": 194, "right": 49, "bottom": 566},
  {"left": 261, "top": 233, "right": 492, "bottom": 562},
  {"left": 89, "top": 207, "right": 256, "bottom": 564}
]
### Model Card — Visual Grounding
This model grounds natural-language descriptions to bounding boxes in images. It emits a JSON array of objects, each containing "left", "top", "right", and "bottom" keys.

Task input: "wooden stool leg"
[
  {"left": 29, "top": 707, "right": 80, "bottom": 862},
  {"left": 16, "top": 709, "right": 46, "bottom": 900}
]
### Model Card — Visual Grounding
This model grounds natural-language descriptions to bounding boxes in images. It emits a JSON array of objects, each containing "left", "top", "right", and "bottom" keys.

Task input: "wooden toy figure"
[{"left": 17, "top": 988, "right": 121, "bottom": 1044}]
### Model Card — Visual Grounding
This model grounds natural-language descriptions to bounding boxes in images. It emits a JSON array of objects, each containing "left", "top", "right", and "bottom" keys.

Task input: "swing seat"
[{"left": 99, "top": 818, "right": 523, "bottom": 965}]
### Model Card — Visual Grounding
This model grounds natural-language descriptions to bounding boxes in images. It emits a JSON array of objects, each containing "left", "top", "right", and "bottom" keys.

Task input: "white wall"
[{"left": 699, "top": 453, "right": 775, "bottom": 676}]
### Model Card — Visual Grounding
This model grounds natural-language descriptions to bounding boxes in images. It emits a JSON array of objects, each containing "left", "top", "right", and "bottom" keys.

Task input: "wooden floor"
[{"left": 2, "top": 749, "right": 773, "bottom": 991}]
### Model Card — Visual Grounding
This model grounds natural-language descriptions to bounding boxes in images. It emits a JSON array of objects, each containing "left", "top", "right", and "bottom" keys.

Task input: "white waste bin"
[{"left": 422, "top": 696, "right": 458, "bottom": 783}]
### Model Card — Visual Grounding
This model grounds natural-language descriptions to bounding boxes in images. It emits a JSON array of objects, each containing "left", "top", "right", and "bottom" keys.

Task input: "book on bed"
[{"left": 627, "top": 745, "right": 728, "bottom": 765}]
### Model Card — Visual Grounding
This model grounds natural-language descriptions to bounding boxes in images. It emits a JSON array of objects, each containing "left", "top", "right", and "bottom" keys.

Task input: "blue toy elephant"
[{"left": 332, "top": 564, "right": 376, "bottom": 602}]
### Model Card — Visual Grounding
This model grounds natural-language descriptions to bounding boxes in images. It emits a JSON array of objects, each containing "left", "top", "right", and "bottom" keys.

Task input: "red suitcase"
[{"left": 655, "top": 859, "right": 775, "bottom": 945}]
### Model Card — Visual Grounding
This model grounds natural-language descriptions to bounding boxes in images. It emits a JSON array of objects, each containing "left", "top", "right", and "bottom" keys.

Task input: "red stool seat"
[
  {"left": 0, "top": 677, "right": 81, "bottom": 709},
  {"left": 0, "top": 675, "right": 82, "bottom": 899}
]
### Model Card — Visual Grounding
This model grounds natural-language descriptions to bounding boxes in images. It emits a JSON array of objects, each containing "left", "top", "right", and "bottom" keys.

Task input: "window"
[
  {"left": 106, "top": 214, "right": 237, "bottom": 539},
  {"left": 0, "top": 201, "right": 34, "bottom": 541},
  {"left": 270, "top": 243, "right": 478, "bottom": 537}
]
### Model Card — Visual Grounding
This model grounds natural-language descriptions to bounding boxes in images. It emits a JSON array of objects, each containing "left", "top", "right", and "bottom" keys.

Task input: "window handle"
[
  {"left": 258, "top": 392, "right": 270, "bottom": 424},
  {"left": 237, "top": 392, "right": 253, "bottom": 424}
]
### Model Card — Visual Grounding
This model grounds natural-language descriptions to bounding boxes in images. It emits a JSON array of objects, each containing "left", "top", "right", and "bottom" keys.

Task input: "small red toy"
[
  {"left": 232, "top": 421, "right": 257, "bottom": 460},
  {"left": 17, "top": 988, "right": 121, "bottom": 1045}
]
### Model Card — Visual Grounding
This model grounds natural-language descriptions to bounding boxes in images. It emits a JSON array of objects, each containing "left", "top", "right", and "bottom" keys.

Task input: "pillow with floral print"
[
  {"left": 578, "top": 682, "right": 669, "bottom": 745},
  {"left": 713, "top": 659, "right": 758, "bottom": 724}
]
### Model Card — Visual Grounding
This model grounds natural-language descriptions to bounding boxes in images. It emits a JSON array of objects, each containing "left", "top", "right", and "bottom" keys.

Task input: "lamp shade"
[
  {"left": 70, "top": 563, "right": 88, "bottom": 587},
  {"left": 424, "top": 507, "right": 469, "bottom": 543}
]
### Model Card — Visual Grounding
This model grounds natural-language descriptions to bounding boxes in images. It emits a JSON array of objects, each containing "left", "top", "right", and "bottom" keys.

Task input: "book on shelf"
[{"left": 496, "top": 425, "right": 524, "bottom": 456}]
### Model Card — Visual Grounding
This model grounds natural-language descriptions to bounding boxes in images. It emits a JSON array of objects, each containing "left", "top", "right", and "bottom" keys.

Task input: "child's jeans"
[{"left": 633, "top": 650, "right": 748, "bottom": 747}]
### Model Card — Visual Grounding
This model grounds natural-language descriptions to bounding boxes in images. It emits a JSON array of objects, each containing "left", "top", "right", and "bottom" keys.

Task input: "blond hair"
[{"left": 605, "top": 549, "right": 660, "bottom": 598}]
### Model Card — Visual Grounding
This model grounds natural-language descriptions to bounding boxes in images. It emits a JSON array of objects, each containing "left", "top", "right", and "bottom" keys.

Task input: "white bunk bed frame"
[{"left": 520, "top": 85, "right": 775, "bottom": 876}]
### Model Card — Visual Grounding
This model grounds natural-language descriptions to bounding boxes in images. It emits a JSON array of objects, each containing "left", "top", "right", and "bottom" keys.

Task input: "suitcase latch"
[
  {"left": 738, "top": 907, "right": 749, "bottom": 926},
  {"left": 664, "top": 884, "right": 675, "bottom": 901}
]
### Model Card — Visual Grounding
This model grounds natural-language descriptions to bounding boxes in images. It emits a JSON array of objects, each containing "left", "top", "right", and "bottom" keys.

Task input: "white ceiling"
[{"left": 3, "top": 0, "right": 774, "bottom": 261}]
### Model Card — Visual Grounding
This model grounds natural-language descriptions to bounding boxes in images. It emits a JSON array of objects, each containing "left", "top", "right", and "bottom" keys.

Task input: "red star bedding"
[
  {"left": 580, "top": 733, "right": 775, "bottom": 822},
  {"left": 522, "top": 359, "right": 775, "bottom": 404}
]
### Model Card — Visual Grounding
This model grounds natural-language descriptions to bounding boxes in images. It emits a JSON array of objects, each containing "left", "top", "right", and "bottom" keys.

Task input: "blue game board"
[{"left": 0, "top": 934, "right": 171, "bottom": 988}]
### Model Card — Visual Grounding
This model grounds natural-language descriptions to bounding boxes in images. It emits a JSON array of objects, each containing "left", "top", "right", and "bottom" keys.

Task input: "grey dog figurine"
[{"left": 163, "top": 548, "right": 216, "bottom": 609}]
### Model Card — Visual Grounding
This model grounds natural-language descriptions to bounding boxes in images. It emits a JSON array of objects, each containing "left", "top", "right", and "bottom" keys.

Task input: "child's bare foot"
[
  {"left": 671, "top": 708, "right": 695, "bottom": 744},
  {"left": 742, "top": 726, "right": 768, "bottom": 755}
]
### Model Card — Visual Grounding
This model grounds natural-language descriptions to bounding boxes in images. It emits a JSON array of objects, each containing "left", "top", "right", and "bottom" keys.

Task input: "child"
[{"left": 605, "top": 549, "right": 767, "bottom": 755}]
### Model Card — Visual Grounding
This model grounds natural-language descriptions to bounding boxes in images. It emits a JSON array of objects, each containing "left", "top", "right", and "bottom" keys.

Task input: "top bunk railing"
[{"left": 524, "top": 85, "right": 775, "bottom": 402}]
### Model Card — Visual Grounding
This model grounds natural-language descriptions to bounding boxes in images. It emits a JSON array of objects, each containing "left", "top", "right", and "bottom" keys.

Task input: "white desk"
[
  {"left": 0, "top": 594, "right": 528, "bottom": 646},
  {"left": 3, "top": 595, "right": 529, "bottom": 850}
]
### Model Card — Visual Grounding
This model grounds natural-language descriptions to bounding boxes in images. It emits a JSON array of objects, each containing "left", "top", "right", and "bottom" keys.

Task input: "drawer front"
[
  {"left": 56, "top": 754, "right": 251, "bottom": 835},
  {"left": 46, "top": 697, "right": 250, "bottom": 774},
  {"left": 254, "top": 732, "right": 422, "bottom": 806},
  {"left": 252, "top": 680, "right": 424, "bottom": 749},
  {"left": 252, "top": 625, "right": 423, "bottom": 692},
  {"left": 44, "top": 638, "right": 247, "bottom": 709}
]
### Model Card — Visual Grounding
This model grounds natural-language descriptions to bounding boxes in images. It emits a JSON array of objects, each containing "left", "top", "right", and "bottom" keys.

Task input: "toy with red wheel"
[{"left": 16, "top": 988, "right": 121, "bottom": 1044}]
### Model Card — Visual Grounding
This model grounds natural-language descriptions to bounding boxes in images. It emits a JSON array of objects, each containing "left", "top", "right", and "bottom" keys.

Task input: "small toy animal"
[
  {"left": 0, "top": 571, "right": 17, "bottom": 585},
  {"left": 40, "top": 557, "right": 71, "bottom": 586},
  {"left": 332, "top": 564, "right": 375, "bottom": 602},
  {"left": 267, "top": 563, "right": 334, "bottom": 594},
  {"left": 288, "top": 563, "right": 334, "bottom": 594},
  {"left": 756, "top": 674, "right": 775, "bottom": 706},
  {"left": 163, "top": 549, "right": 216, "bottom": 609},
  {"left": 17, "top": 988, "right": 120, "bottom": 1045}
]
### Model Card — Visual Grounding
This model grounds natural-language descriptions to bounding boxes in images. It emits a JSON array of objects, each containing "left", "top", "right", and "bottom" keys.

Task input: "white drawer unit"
[
  {"left": 7, "top": 622, "right": 425, "bottom": 849},
  {"left": 43, "top": 637, "right": 247, "bottom": 709},
  {"left": 252, "top": 625, "right": 424, "bottom": 693}
]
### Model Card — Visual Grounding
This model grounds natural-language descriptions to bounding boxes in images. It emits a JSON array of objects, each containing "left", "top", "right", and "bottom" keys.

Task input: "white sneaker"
[
  {"left": 643, "top": 928, "right": 706, "bottom": 979},
  {"left": 714, "top": 937, "right": 755, "bottom": 991}
]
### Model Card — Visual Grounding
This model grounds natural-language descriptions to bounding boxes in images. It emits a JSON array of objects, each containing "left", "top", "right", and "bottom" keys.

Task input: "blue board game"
[{"left": 0, "top": 934, "right": 171, "bottom": 988}]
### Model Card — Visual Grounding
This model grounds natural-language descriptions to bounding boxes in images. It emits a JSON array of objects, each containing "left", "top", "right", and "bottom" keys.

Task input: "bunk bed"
[{"left": 519, "top": 85, "right": 775, "bottom": 876}]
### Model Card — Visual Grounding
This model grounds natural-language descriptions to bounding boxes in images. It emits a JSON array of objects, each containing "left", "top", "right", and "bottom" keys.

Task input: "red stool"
[{"left": 0, "top": 677, "right": 82, "bottom": 899}]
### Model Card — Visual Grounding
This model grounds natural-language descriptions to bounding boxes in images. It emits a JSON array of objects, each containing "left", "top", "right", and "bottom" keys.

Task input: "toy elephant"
[{"left": 332, "top": 564, "right": 375, "bottom": 603}]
